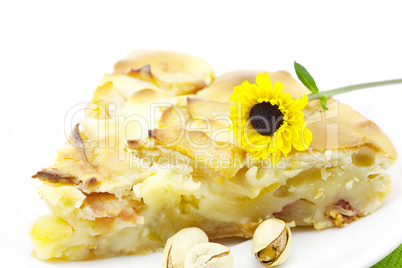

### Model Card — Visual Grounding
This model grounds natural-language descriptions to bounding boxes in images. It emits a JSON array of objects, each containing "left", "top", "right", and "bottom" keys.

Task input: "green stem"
[{"left": 308, "top": 79, "right": 402, "bottom": 100}]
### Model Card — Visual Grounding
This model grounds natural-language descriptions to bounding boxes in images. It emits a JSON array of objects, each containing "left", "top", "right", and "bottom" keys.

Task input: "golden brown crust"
[
  {"left": 126, "top": 64, "right": 159, "bottom": 85},
  {"left": 34, "top": 68, "right": 397, "bottom": 190},
  {"left": 127, "top": 139, "right": 146, "bottom": 149},
  {"left": 37, "top": 70, "right": 396, "bottom": 187},
  {"left": 305, "top": 100, "right": 397, "bottom": 159},
  {"left": 126, "top": 88, "right": 172, "bottom": 105},
  {"left": 186, "top": 97, "right": 231, "bottom": 119},
  {"left": 114, "top": 50, "right": 214, "bottom": 95},
  {"left": 32, "top": 125, "right": 133, "bottom": 192},
  {"left": 149, "top": 128, "right": 246, "bottom": 178},
  {"left": 32, "top": 168, "right": 76, "bottom": 184},
  {"left": 159, "top": 105, "right": 191, "bottom": 128}
]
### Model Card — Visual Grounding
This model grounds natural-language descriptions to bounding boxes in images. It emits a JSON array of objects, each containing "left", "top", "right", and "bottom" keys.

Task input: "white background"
[{"left": 1, "top": 1, "right": 402, "bottom": 267}]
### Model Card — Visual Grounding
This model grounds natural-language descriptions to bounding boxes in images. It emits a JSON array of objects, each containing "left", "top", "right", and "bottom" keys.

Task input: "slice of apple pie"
[{"left": 30, "top": 50, "right": 397, "bottom": 260}]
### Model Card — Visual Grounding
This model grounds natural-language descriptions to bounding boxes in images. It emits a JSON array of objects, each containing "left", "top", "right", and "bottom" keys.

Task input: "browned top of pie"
[{"left": 32, "top": 50, "right": 397, "bottom": 190}]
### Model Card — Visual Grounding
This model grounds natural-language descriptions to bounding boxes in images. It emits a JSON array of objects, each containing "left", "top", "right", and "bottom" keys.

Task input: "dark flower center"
[{"left": 249, "top": 102, "right": 284, "bottom": 136}]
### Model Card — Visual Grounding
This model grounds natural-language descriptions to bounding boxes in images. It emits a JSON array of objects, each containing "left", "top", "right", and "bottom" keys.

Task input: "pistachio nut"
[
  {"left": 162, "top": 227, "right": 209, "bottom": 268},
  {"left": 184, "top": 242, "right": 233, "bottom": 268},
  {"left": 251, "top": 218, "right": 291, "bottom": 267}
]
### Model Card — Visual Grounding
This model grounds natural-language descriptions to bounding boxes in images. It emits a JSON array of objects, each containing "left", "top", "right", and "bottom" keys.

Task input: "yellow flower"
[{"left": 229, "top": 73, "right": 312, "bottom": 165}]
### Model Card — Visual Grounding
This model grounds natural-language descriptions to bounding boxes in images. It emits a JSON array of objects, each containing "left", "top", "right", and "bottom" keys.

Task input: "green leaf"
[
  {"left": 294, "top": 62, "right": 319, "bottom": 94},
  {"left": 320, "top": 95, "right": 328, "bottom": 110}
]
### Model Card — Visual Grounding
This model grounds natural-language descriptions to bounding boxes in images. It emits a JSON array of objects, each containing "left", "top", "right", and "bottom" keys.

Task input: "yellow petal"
[
  {"left": 272, "top": 151, "right": 282, "bottom": 166},
  {"left": 281, "top": 93, "right": 293, "bottom": 105},
  {"left": 292, "top": 94, "right": 309, "bottom": 111},
  {"left": 292, "top": 138, "right": 307, "bottom": 151},
  {"left": 288, "top": 125, "right": 300, "bottom": 141},
  {"left": 273, "top": 82, "right": 284, "bottom": 98},
  {"left": 230, "top": 85, "right": 245, "bottom": 102},
  {"left": 303, "top": 126, "right": 313, "bottom": 144},
  {"left": 270, "top": 132, "right": 283, "bottom": 151},
  {"left": 231, "top": 82, "right": 258, "bottom": 105},
  {"left": 256, "top": 73, "right": 272, "bottom": 91},
  {"left": 287, "top": 110, "right": 304, "bottom": 122},
  {"left": 281, "top": 139, "right": 292, "bottom": 155},
  {"left": 283, "top": 128, "right": 292, "bottom": 141},
  {"left": 291, "top": 122, "right": 312, "bottom": 151}
]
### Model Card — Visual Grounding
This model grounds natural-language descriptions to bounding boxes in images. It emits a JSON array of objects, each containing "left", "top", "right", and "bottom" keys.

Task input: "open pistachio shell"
[
  {"left": 184, "top": 242, "right": 233, "bottom": 268},
  {"left": 251, "top": 219, "right": 292, "bottom": 267},
  {"left": 162, "top": 227, "right": 209, "bottom": 268}
]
